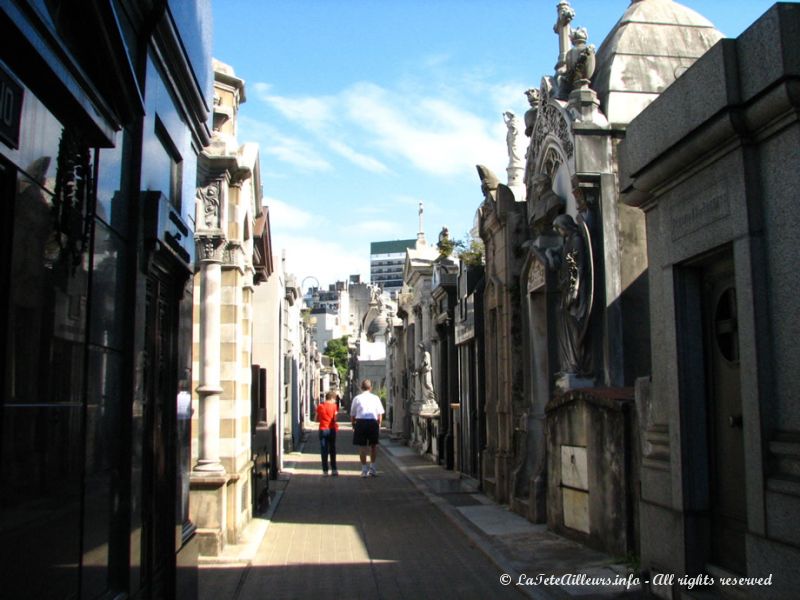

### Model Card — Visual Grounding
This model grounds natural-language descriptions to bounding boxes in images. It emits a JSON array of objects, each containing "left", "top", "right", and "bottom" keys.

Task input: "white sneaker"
[
  {"left": 361, "top": 466, "right": 369, "bottom": 478},
  {"left": 368, "top": 466, "right": 377, "bottom": 477}
]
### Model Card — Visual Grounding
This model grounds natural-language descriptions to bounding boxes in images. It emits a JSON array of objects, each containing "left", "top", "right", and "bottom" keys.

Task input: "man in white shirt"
[{"left": 350, "top": 379, "right": 385, "bottom": 477}]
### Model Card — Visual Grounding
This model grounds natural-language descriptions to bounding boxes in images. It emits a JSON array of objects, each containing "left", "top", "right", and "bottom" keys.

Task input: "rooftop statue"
[
  {"left": 503, "top": 111, "right": 524, "bottom": 186},
  {"left": 503, "top": 111, "right": 523, "bottom": 165},
  {"left": 415, "top": 342, "right": 436, "bottom": 404},
  {"left": 524, "top": 88, "right": 540, "bottom": 138},
  {"left": 564, "top": 27, "right": 596, "bottom": 92}
]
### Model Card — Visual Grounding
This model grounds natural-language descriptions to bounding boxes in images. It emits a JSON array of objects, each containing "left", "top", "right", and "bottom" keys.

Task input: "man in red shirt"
[{"left": 316, "top": 390, "right": 340, "bottom": 476}]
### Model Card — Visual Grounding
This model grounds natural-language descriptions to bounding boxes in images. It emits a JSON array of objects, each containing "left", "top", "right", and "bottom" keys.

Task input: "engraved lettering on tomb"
[{"left": 670, "top": 190, "right": 729, "bottom": 241}]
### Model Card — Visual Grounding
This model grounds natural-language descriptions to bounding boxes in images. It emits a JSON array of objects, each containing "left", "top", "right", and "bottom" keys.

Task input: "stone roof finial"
[{"left": 417, "top": 202, "right": 426, "bottom": 247}]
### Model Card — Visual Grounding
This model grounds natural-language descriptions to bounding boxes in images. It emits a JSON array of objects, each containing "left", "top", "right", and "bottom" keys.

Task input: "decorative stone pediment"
[
  {"left": 532, "top": 102, "right": 574, "bottom": 162},
  {"left": 526, "top": 139, "right": 571, "bottom": 233}
]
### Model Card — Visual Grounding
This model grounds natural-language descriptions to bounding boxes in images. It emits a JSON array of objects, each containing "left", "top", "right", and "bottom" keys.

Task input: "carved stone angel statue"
[
  {"left": 503, "top": 111, "right": 523, "bottom": 166},
  {"left": 537, "top": 214, "right": 593, "bottom": 377},
  {"left": 416, "top": 342, "right": 435, "bottom": 402}
]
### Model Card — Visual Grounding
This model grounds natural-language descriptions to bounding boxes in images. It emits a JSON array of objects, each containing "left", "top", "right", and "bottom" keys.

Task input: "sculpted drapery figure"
[
  {"left": 503, "top": 111, "right": 523, "bottom": 166},
  {"left": 416, "top": 342, "right": 435, "bottom": 401},
  {"left": 538, "top": 214, "right": 593, "bottom": 376},
  {"left": 504, "top": 111, "right": 524, "bottom": 186}
]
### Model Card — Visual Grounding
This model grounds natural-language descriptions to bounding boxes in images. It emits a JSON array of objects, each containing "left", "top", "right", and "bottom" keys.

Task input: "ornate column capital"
[{"left": 196, "top": 234, "right": 226, "bottom": 264}]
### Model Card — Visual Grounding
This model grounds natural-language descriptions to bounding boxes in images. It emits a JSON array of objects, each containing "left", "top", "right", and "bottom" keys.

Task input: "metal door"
[
  {"left": 704, "top": 257, "right": 746, "bottom": 574},
  {"left": 251, "top": 365, "right": 270, "bottom": 514},
  {"left": 141, "top": 267, "right": 179, "bottom": 598}
]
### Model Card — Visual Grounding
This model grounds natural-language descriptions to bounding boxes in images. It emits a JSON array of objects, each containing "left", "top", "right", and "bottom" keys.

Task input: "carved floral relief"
[{"left": 198, "top": 181, "right": 221, "bottom": 229}]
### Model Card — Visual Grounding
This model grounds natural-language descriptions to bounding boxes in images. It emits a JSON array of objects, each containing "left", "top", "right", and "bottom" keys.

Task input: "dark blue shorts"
[{"left": 353, "top": 419, "right": 379, "bottom": 446}]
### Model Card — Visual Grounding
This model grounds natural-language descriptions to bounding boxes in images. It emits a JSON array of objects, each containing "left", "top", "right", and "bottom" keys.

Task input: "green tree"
[
  {"left": 455, "top": 232, "right": 484, "bottom": 266},
  {"left": 324, "top": 335, "right": 350, "bottom": 383}
]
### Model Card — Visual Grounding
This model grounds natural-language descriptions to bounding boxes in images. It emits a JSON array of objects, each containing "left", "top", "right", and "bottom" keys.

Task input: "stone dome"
[
  {"left": 365, "top": 312, "right": 389, "bottom": 342},
  {"left": 592, "top": 0, "right": 722, "bottom": 126}
]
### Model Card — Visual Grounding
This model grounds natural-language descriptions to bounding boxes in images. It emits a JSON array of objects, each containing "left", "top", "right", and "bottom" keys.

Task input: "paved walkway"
[{"left": 200, "top": 422, "right": 641, "bottom": 600}]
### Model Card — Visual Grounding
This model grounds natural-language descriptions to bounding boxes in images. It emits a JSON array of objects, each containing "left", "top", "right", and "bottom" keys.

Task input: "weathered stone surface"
[
  {"left": 593, "top": 0, "right": 722, "bottom": 126},
  {"left": 621, "top": 2, "right": 800, "bottom": 586},
  {"left": 545, "top": 388, "right": 637, "bottom": 557},
  {"left": 735, "top": 3, "right": 800, "bottom": 104},
  {"left": 618, "top": 40, "right": 740, "bottom": 191}
]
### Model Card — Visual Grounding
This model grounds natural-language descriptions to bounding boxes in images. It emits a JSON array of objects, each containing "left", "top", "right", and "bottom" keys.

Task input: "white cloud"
[
  {"left": 264, "top": 197, "right": 317, "bottom": 230},
  {"left": 275, "top": 233, "right": 370, "bottom": 284},
  {"left": 257, "top": 91, "right": 333, "bottom": 131},
  {"left": 260, "top": 170, "right": 290, "bottom": 180},
  {"left": 250, "top": 74, "right": 514, "bottom": 179},
  {"left": 327, "top": 140, "right": 390, "bottom": 174},
  {"left": 251, "top": 82, "right": 271, "bottom": 95},
  {"left": 251, "top": 87, "right": 393, "bottom": 173},
  {"left": 487, "top": 82, "right": 532, "bottom": 115},
  {"left": 351, "top": 219, "right": 398, "bottom": 235},
  {"left": 340, "top": 82, "right": 506, "bottom": 176},
  {"left": 261, "top": 139, "right": 332, "bottom": 172},
  {"left": 237, "top": 115, "right": 332, "bottom": 172},
  {"left": 393, "top": 194, "right": 426, "bottom": 207}
]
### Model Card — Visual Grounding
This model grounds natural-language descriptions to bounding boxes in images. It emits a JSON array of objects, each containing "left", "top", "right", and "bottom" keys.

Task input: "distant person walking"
[
  {"left": 330, "top": 386, "right": 342, "bottom": 411},
  {"left": 350, "top": 379, "right": 384, "bottom": 477},
  {"left": 317, "top": 390, "right": 340, "bottom": 476}
]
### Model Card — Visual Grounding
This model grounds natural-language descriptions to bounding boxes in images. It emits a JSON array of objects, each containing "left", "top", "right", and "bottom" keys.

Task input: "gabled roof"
[{"left": 253, "top": 206, "right": 274, "bottom": 283}]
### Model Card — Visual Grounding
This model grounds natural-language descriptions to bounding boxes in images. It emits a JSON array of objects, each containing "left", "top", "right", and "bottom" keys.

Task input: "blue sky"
[{"left": 212, "top": 0, "right": 778, "bottom": 287}]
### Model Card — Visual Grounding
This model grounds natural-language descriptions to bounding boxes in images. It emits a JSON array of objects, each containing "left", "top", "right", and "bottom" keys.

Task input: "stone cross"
[
  {"left": 554, "top": 0, "right": 576, "bottom": 70},
  {"left": 417, "top": 201, "right": 426, "bottom": 246}
]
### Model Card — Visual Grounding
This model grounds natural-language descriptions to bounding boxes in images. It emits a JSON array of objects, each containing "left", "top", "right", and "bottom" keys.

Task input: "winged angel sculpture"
[{"left": 536, "top": 214, "right": 594, "bottom": 377}]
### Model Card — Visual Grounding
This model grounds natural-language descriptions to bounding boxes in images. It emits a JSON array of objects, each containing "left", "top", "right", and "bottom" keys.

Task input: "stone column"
[{"left": 195, "top": 234, "right": 226, "bottom": 473}]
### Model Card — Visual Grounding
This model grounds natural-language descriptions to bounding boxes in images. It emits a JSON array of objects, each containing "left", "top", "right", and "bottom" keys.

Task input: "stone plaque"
[
  {"left": 562, "top": 488, "right": 590, "bottom": 533},
  {"left": 561, "top": 445, "right": 588, "bottom": 490},
  {"left": 527, "top": 259, "right": 546, "bottom": 293}
]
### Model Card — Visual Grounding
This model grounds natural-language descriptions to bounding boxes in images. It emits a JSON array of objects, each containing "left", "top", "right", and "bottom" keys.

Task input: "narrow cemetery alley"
[
  {"left": 200, "top": 419, "right": 640, "bottom": 600},
  {"left": 3, "top": 1, "right": 798, "bottom": 598}
]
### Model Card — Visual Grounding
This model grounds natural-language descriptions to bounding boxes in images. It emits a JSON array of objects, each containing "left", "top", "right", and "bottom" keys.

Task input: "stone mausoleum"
[
  {"left": 471, "top": 0, "right": 723, "bottom": 561},
  {"left": 621, "top": 4, "right": 800, "bottom": 597}
]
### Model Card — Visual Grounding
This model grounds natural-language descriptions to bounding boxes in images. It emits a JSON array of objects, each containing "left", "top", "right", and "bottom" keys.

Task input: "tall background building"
[{"left": 370, "top": 239, "right": 417, "bottom": 296}]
